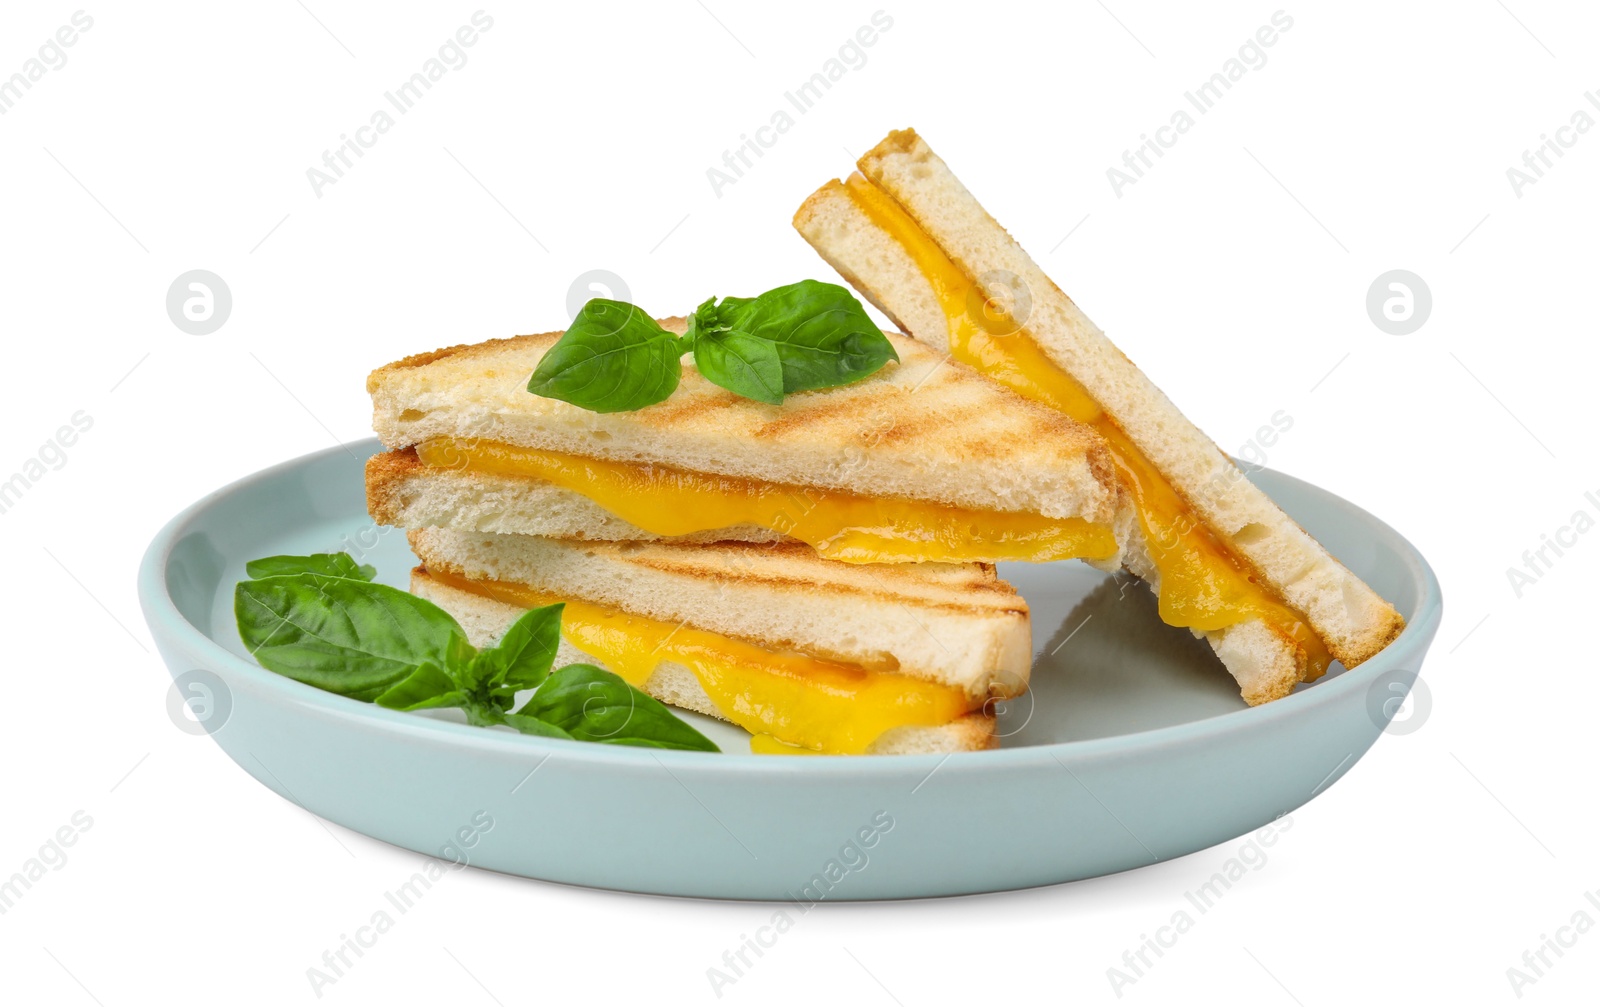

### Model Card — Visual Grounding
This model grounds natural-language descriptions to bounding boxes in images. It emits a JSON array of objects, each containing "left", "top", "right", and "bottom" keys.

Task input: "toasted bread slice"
[
  {"left": 367, "top": 319, "right": 1121, "bottom": 529},
  {"left": 407, "top": 528, "right": 1030, "bottom": 697},
  {"left": 367, "top": 447, "right": 784, "bottom": 545},
  {"left": 413, "top": 570, "right": 999, "bottom": 755},
  {"left": 794, "top": 129, "right": 1404, "bottom": 704}
]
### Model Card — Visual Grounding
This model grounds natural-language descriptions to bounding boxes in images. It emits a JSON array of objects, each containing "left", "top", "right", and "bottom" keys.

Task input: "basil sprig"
[
  {"left": 234, "top": 554, "right": 718, "bottom": 751},
  {"left": 527, "top": 280, "right": 898, "bottom": 412}
]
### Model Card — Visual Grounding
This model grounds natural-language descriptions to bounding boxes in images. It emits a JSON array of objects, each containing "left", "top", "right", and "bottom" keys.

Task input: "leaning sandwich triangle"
[{"left": 793, "top": 128, "right": 1404, "bottom": 705}]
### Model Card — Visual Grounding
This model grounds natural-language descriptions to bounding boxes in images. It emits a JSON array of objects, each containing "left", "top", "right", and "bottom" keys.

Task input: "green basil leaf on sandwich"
[
  {"left": 714, "top": 279, "right": 898, "bottom": 395},
  {"left": 527, "top": 298, "right": 683, "bottom": 413},
  {"left": 693, "top": 327, "right": 785, "bottom": 404}
]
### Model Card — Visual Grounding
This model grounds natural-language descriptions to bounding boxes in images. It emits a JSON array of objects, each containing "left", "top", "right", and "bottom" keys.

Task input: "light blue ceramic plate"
[{"left": 138, "top": 440, "right": 1440, "bottom": 900}]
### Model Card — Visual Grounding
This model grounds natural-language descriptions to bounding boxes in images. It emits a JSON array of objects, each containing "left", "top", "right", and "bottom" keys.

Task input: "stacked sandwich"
[
  {"left": 367, "top": 127, "right": 1405, "bottom": 753},
  {"left": 365, "top": 322, "right": 1132, "bottom": 754}
]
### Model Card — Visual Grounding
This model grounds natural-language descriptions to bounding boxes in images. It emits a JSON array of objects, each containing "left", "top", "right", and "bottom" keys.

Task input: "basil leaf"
[
  {"left": 694, "top": 329, "right": 784, "bottom": 405},
  {"left": 527, "top": 298, "right": 683, "bottom": 413},
  {"left": 235, "top": 574, "right": 470, "bottom": 701},
  {"left": 501, "top": 712, "right": 577, "bottom": 740},
  {"left": 516, "top": 665, "right": 719, "bottom": 752},
  {"left": 245, "top": 553, "right": 376, "bottom": 582},
  {"left": 715, "top": 280, "right": 897, "bottom": 394},
  {"left": 713, "top": 295, "right": 755, "bottom": 318},
  {"left": 683, "top": 296, "right": 718, "bottom": 350},
  {"left": 374, "top": 662, "right": 466, "bottom": 711},
  {"left": 478, "top": 603, "right": 564, "bottom": 691}
]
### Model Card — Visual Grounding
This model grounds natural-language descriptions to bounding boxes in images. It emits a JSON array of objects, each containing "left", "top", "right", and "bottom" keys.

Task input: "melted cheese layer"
[
  {"left": 415, "top": 438, "right": 1117, "bottom": 565},
  {"left": 842, "top": 173, "right": 1330, "bottom": 679},
  {"left": 428, "top": 570, "right": 979, "bottom": 754}
]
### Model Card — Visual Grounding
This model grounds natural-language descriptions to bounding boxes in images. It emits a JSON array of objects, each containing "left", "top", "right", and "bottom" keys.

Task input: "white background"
[{"left": 1, "top": 1, "right": 1595, "bottom": 1004}]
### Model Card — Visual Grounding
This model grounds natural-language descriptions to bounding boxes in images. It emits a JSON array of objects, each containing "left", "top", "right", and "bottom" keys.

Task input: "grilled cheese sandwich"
[
  {"left": 794, "top": 129, "right": 1404, "bottom": 704},
  {"left": 367, "top": 320, "right": 1130, "bottom": 567},
  {"left": 407, "top": 530, "right": 1029, "bottom": 754}
]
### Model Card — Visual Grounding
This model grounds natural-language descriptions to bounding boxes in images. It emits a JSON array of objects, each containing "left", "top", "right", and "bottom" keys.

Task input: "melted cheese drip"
[
  {"left": 428, "top": 570, "right": 978, "bottom": 754},
  {"left": 748, "top": 734, "right": 828, "bottom": 755},
  {"left": 414, "top": 439, "right": 1117, "bottom": 565},
  {"left": 843, "top": 173, "right": 1330, "bottom": 679}
]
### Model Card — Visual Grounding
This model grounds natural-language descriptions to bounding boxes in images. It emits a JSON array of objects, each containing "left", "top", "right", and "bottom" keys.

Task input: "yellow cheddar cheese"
[
  {"left": 414, "top": 438, "right": 1117, "bottom": 565},
  {"left": 428, "top": 570, "right": 980, "bottom": 754}
]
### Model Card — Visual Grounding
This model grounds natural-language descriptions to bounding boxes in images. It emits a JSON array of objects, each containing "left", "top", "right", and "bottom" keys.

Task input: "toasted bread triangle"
[
  {"left": 794, "top": 128, "right": 1405, "bottom": 702},
  {"left": 407, "top": 528, "right": 1032, "bottom": 698},
  {"left": 368, "top": 318, "right": 1120, "bottom": 524},
  {"left": 412, "top": 569, "right": 1001, "bottom": 754}
]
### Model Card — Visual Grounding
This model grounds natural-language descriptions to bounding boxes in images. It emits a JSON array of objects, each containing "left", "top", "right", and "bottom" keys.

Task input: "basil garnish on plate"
[
  {"left": 528, "top": 280, "right": 897, "bottom": 412},
  {"left": 234, "top": 554, "right": 718, "bottom": 751},
  {"left": 515, "top": 664, "right": 721, "bottom": 749}
]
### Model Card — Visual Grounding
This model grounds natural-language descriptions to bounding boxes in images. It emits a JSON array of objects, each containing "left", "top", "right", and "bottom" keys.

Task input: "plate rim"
[{"left": 138, "top": 438, "right": 1444, "bottom": 774}]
